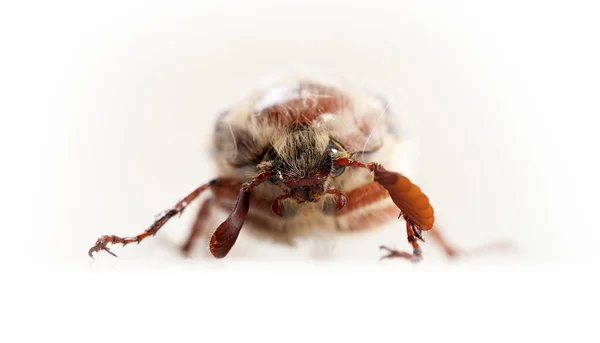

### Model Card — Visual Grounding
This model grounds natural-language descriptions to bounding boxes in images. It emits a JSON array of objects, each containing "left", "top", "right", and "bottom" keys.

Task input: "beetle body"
[
  {"left": 210, "top": 76, "right": 401, "bottom": 241},
  {"left": 89, "top": 73, "right": 458, "bottom": 262}
]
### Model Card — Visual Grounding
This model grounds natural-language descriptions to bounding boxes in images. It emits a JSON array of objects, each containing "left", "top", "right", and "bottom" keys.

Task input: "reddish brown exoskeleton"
[{"left": 88, "top": 74, "right": 463, "bottom": 262}]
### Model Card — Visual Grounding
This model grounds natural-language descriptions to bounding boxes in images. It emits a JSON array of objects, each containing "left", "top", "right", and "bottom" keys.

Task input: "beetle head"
[{"left": 259, "top": 126, "right": 347, "bottom": 204}]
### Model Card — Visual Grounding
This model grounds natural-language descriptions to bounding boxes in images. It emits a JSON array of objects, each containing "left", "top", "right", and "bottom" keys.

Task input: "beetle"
[{"left": 88, "top": 74, "right": 462, "bottom": 262}]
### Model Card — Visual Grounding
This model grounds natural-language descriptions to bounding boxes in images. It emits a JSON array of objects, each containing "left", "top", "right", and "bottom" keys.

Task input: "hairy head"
[{"left": 258, "top": 125, "right": 347, "bottom": 203}]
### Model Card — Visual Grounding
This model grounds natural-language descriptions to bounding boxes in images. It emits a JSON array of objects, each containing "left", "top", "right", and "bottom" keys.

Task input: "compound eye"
[
  {"left": 327, "top": 145, "right": 339, "bottom": 155},
  {"left": 332, "top": 164, "right": 346, "bottom": 177},
  {"left": 327, "top": 140, "right": 346, "bottom": 177},
  {"left": 326, "top": 140, "right": 345, "bottom": 156}
]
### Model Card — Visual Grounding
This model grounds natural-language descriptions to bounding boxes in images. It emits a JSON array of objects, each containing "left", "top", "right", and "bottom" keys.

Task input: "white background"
[{"left": 2, "top": 1, "right": 599, "bottom": 342}]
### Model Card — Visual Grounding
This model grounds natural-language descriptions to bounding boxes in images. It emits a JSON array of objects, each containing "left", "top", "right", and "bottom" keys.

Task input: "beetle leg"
[
  {"left": 426, "top": 226, "right": 459, "bottom": 258},
  {"left": 379, "top": 246, "right": 412, "bottom": 260},
  {"left": 88, "top": 179, "right": 218, "bottom": 258},
  {"left": 325, "top": 189, "right": 348, "bottom": 211},
  {"left": 271, "top": 194, "right": 292, "bottom": 217},
  {"left": 181, "top": 197, "right": 215, "bottom": 257},
  {"left": 380, "top": 220, "right": 424, "bottom": 263},
  {"left": 426, "top": 226, "right": 517, "bottom": 259}
]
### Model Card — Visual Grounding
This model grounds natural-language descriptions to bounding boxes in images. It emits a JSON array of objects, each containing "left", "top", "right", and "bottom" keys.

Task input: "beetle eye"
[
  {"left": 327, "top": 144, "right": 339, "bottom": 155},
  {"left": 326, "top": 140, "right": 345, "bottom": 156},
  {"left": 332, "top": 164, "right": 346, "bottom": 177},
  {"left": 327, "top": 141, "right": 346, "bottom": 177}
]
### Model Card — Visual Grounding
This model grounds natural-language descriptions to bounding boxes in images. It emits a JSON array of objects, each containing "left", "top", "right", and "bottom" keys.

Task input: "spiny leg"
[
  {"left": 88, "top": 179, "right": 217, "bottom": 258},
  {"left": 426, "top": 226, "right": 459, "bottom": 258},
  {"left": 426, "top": 225, "right": 517, "bottom": 259},
  {"left": 380, "top": 220, "right": 424, "bottom": 263},
  {"left": 181, "top": 197, "right": 215, "bottom": 257}
]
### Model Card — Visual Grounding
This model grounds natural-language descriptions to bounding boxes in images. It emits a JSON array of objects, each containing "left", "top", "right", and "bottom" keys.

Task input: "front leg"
[{"left": 88, "top": 179, "right": 217, "bottom": 258}]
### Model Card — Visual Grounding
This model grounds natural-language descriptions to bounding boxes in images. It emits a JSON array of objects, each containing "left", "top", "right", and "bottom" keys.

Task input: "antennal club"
[
  {"left": 209, "top": 171, "right": 274, "bottom": 258},
  {"left": 334, "top": 157, "right": 434, "bottom": 262}
]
